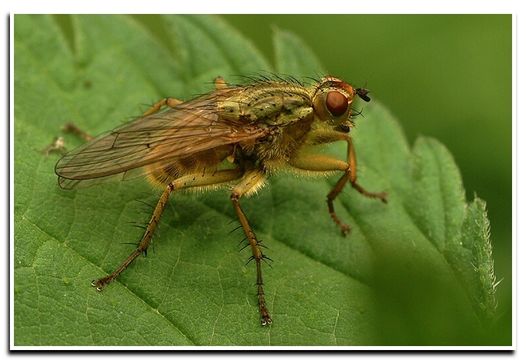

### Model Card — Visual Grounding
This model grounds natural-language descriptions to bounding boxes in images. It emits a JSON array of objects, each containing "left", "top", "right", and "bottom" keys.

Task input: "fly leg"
[
  {"left": 42, "top": 136, "right": 67, "bottom": 156},
  {"left": 42, "top": 120, "right": 95, "bottom": 154},
  {"left": 289, "top": 154, "right": 354, "bottom": 235},
  {"left": 67, "top": 96, "right": 182, "bottom": 136},
  {"left": 290, "top": 131, "right": 387, "bottom": 235},
  {"left": 214, "top": 76, "right": 228, "bottom": 90},
  {"left": 336, "top": 133, "right": 386, "bottom": 234},
  {"left": 42, "top": 122, "right": 93, "bottom": 155},
  {"left": 230, "top": 170, "right": 272, "bottom": 326},
  {"left": 92, "top": 169, "right": 242, "bottom": 291},
  {"left": 142, "top": 97, "right": 183, "bottom": 117},
  {"left": 44, "top": 97, "right": 183, "bottom": 155},
  {"left": 62, "top": 122, "right": 95, "bottom": 141},
  {"left": 339, "top": 133, "right": 387, "bottom": 203}
]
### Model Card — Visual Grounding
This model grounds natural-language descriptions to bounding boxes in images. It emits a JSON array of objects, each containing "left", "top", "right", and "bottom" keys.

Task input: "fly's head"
[{"left": 311, "top": 76, "right": 370, "bottom": 128}]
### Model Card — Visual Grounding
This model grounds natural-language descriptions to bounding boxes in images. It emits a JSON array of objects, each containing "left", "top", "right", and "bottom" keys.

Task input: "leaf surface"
[{"left": 14, "top": 15, "right": 496, "bottom": 346}]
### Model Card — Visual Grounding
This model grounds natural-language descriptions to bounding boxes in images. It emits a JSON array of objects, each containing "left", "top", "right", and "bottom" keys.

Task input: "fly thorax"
[{"left": 217, "top": 100, "right": 247, "bottom": 122}]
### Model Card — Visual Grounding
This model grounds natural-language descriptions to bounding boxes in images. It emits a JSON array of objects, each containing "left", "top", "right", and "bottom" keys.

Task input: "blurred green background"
[
  {"left": 220, "top": 14, "right": 512, "bottom": 339},
  {"left": 55, "top": 14, "right": 512, "bottom": 343}
]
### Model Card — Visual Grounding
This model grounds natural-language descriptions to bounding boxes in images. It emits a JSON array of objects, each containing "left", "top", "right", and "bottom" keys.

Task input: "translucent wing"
[{"left": 55, "top": 90, "right": 268, "bottom": 189}]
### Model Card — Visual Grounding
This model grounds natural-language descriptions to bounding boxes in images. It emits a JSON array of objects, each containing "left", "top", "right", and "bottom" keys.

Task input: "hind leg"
[{"left": 92, "top": 168, "right": 243, "bottom": 291}]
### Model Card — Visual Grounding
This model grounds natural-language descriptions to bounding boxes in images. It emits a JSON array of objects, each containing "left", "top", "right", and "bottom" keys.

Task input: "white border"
[
  {"left": 5, "top": 0, "right": 520, "bottom": 353},
  {"left": 1, "top": 0, "right": 521, "bottom": 14}
]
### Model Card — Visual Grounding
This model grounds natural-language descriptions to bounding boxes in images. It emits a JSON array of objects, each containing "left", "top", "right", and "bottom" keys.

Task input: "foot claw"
[
  {"left": 42, "top": 136, "right": 66, "bottom": 156},
  {"left": 377, "top": 192, "right": 388, "bottom": 204},
  {"left": 340, "top": 224, "right": 351, "bottom": 236},
  {"left": 261, "top": 315, "right": 273, "bottom": 326},
  {"left": 91, "top": 277, "right": 111, "bottom": 292}
]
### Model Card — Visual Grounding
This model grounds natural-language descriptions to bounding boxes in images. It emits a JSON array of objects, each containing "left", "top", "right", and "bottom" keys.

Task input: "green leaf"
[{"left": 14, "top": 15, "right": 498, "bottom": 346}]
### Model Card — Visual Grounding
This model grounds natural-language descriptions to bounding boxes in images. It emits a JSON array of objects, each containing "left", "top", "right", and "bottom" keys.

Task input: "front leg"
[
  {"left": 289, "top": 154, "right": 353, "bottom": 235},
  {"left": 290, "top": 132, "right": 387, "bottom": 235},
  {"left": 306, "top": 129, "right": 387, "bottom": 202}
]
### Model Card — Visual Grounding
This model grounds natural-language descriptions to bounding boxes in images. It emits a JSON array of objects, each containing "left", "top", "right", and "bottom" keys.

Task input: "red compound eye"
[{"left": 326, "top": 91, "right": 348, "bottom": 117}]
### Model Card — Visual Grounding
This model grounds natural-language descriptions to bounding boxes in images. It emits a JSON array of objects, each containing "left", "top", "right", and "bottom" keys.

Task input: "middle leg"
[{"left": 92, "top": 168, "right": 243, "bottom": 291}]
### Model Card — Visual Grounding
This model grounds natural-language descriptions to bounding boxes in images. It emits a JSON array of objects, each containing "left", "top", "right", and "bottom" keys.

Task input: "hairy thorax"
[{"left": 218, "top": 82, "right": 316, "bottom": 167}]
